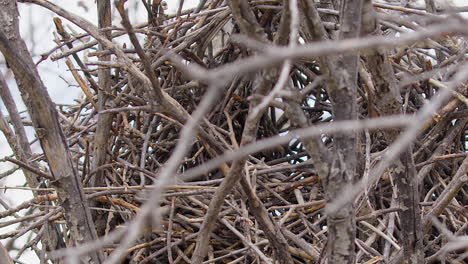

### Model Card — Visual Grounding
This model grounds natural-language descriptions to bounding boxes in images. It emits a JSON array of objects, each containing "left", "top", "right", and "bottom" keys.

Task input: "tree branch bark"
[{"left": 0, "top": 1, "right": 103, "bottom": 262}]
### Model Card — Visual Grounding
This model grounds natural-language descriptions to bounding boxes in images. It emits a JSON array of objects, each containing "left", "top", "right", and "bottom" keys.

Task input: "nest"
[{"left": 0, "top": 0, "right": 467, "bottom": 263}]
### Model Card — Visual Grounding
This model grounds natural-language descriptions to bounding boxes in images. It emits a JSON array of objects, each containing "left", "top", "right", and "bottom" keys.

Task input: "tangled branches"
[{"left": 0, "top": 0, "right": 467, "bottom": 263}]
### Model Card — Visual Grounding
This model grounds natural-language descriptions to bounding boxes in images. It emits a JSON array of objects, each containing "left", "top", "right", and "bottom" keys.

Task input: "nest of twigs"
[{"left": 0, "top": 0, "right": 467, "bottom": 263}]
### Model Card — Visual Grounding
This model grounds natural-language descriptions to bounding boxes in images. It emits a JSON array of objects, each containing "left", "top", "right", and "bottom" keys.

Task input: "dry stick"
[
  {"left": 194, "top": 0, "right": 208, "bottom": 13},
  {"left": 0, "top": 2, "right": 101, "bottom": 263},
  {"left": 362, "top": 1, "right": 423, "bottom": 261},
  {"left": 29, "top": 0, "right": 227, "bottom": 162},
  {"left": 422, "top": 156, "right": 468, "bottom": 230},
  {"left": 220, "top": 218, "right": 273, "bottom": 264},
  {"left": 373, "top": 2, "right": 440, "bottom": 17},
  {"left": 0, "top": 208, "right": 62, "bottom": 240},
  {"left": 319, "top": 0, "right": 363, "bottom": 262},
  {"left": 25, "top": 2, "right": 467, "bottom": 85},
  {"left": 100, "top": 84, "right": 223, "bottom": 260},
  {"left": 0, "top": 211, "right": 46, "bottom": 229},
  {"left": 416, "top": 152, "right": 468, "bottom": 169},
  {"left": 294, "top": 0, "right": 335, "bottom": 178},
  {"left": 383, "top": 193, "right": 399, "bottom": 260},
  {"left": 429, "top": 78, "right": 468, "bottom": 106},
  {"left": 0, "top": 194, "right": 56, "bottom": 218},
  {"left": 279, "top": 88, "right": 328, "bottom": 262},
  {"left": 359, "top": 221, "right": 401, "bottom": 251},
  {"left": 0, "top": 71, "right": 39, "bottom": 188},
  {"left": 166, "top": 197, "right": 176, "bottom": 263},
  {"left": 12, "top": 207, "right": 63, "bottom": 240},
  {"left": 0, "top": 112, "right": 20, "bottom": 162},
  {"left": 4, "top": 157, "right": 53, "bottom": 180},
  {"left": 100, "top": 61, "right": 225, "bottom": 264},
  {"left": 282, "top": 229, "right": 321, "bottom": 260},
  {"left": 250, "top": 0, "right": 301, "bottom": 117},
  {"left": 18, "top": 0, "right": 182, "bottom": 118},
  {"left": 0, "top": 242, "right": 13, "bottom": 264},
  {"left": 116, "top": 1, "right": 163, "bottom": 185},
  {"left": 139, "top": 233, "right": 199, "bottom": 262},
  {"left": 416, "top": 118, "right": 468, "bottom": 181},
  {"left": 176, "top": 0, "right": 185, "bottom": 18},
  {"left": 91, "top": 0, "right": 114, "bottom": 193},
  {"left": 116, "top": 0, "right": 164, "bottom": 102},
  {"left": 425, "top": 221, "right": 468, "bottom": 263},
  {"left": 191, "top": 1, "right": 295, "bottom": 263},
  {"left": 0, "top": 166, "right": 19, "bottom": 180},
  {"left": 12, "top": 3, "right": 224, "bottom": 262},
  {"left": 18, "top": 225, "right": 47, "bottom": 261},
  {"left": 63, "top": 58, "right": 98, "bottom": 109},
  {"left": 328, "top": 62, "right": 468, "bottom": 218},
  {"left": 206, "top": 240, "right": 269, "bottom": 264},
  {"left": 52, "top": 228, "right": 127, "bottom": 260},
  {"left": 139, "top": 116, "right": 157, "bottom": 186},
  {"left": 53, "top": 17, "right": 100, "bottom": 93},
  {"left": 250, "top": 58, "right": 291, "bottom": 118},
  {"left": 208, "top": 18, "right": 467, "bottom": 83},
  {"left": 356, "top": 207, "right": 402, "bottom": 222},
  {"left": 181, "top": 115, "right": 413, "bottom": 182},
  {"left": 49, "top": 23, "right": 149, "bottom": 61}
]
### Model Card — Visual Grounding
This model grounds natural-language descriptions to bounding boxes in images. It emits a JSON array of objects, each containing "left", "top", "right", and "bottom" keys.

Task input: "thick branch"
[{"left": 0, "top": 1, "right": 102, "bottom": 262}]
